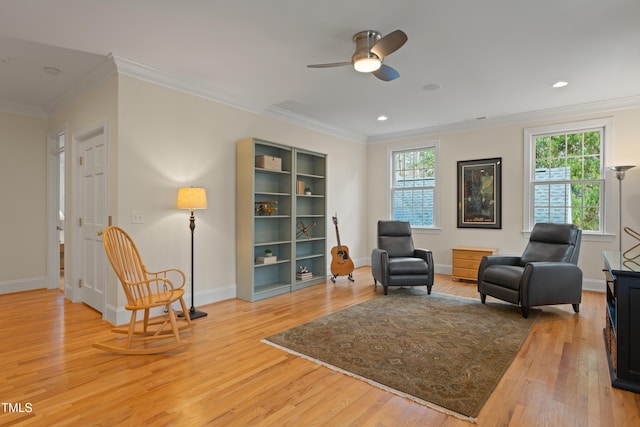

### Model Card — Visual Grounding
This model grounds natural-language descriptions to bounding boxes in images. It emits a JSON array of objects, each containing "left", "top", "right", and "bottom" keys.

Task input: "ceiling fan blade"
[
  {"left": 370, "top": 30, "right": 408, "bottom": 58},
  {"left": 307, "top": 62, "right": 352, "bottom": 68},
  {"left": 372, "top": 64, "right": 400, "bottom": 81}
]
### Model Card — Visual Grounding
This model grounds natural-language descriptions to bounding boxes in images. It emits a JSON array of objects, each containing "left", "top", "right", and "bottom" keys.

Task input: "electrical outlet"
[{"left": 131, "top": 211, "right": 144, "bottom": 224}]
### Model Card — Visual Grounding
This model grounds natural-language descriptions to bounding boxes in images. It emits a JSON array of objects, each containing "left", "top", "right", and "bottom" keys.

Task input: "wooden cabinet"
[
  {"left": 452, "top": 247, "right": 497, "bottom": 282},
  {"left": 236, "top": 138, "right": 326, "bottom": 302},
  {"left": 603, "top": 251, "right": 640, "bottom": 393}
]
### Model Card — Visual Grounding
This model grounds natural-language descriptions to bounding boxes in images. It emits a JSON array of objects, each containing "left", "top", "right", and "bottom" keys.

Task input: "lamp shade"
[{"left": 176, "top": 187, "right": 208, "bottom": 210}]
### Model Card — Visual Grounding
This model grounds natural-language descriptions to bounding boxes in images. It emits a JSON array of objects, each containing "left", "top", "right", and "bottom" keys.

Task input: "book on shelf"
[
  {"left": 256, "top": 256, "right": 277, "bottom": 264},
  {"left": 296, "top": 272, "right": 313, "bottom": 280}
]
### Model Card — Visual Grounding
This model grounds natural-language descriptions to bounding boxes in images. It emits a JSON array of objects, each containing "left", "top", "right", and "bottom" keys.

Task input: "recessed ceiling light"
[
  {"left": 377, "top": 115, "right": 388, "bottom": 121},
  {"left": 43, "top": 66, "right": 61, "bottom": 75},
  {"left": 422, "top": 83, "right": 441, "bottom": 91},
  {"left": 552, "top": 81, "right": 568, "bottom": 88}
]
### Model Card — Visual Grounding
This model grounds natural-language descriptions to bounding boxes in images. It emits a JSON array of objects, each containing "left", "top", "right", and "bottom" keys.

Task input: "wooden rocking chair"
[{"left": 94, "top": 226, "right": 193, "bottom": 355}]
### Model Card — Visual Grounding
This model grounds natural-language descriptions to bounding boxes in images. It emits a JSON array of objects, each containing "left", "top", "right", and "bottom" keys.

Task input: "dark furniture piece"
[
  {"left": 603, "top": 251, "right": 640, "bottom": 393},
  {"left": 477, "top": 222, "right": 582, "bottom": 318},
  {"left": 371, "top": 220, "right": 434, "bottom": 295}
]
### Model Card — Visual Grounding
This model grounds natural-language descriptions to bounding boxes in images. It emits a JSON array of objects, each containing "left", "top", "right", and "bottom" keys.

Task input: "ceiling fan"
[{"left": 307, "top": 29, "right": 408, "bottom": 81}]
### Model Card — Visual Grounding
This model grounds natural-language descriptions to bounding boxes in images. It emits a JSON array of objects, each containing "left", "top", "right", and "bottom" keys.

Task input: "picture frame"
[{"left": 457, "top": 157, "right": 502, "bottom": 229}]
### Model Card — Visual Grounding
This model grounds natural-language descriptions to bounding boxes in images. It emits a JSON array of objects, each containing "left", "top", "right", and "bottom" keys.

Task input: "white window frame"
[
  {"left": 523, "top": 117, "right": 615, "bottom": 241},
  {"left": 387, "top": 141, "right": 441, "bottom": 232}
]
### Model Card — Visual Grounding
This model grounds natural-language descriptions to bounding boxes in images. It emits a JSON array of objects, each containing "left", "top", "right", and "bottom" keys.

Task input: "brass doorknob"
[{"left": 97, "top": 230, "right": 103, "bottom": 236}]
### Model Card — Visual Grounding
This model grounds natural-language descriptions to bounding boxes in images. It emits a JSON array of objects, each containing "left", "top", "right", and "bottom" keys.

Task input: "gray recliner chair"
[
  {"left": 371, "top": 220, "right": 434, "bottom": 295},
  {"left": 477, "top": 222, "right": 583, "bottom": 318}
]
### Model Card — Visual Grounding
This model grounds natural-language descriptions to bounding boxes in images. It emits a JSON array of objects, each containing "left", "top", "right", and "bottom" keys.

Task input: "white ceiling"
[{"left": 1, "top": 0, "right": 639, "bottom": 142}]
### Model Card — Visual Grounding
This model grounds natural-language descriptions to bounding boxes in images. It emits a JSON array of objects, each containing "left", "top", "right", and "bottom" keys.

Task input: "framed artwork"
[{"left": 457, "top": 157, "right": 502, "bottom": 229}]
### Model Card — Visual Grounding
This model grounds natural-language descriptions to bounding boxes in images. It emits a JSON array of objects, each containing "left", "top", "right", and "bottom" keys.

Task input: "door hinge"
[
  {"left": 78, "top": 278, "right": 83, "bottom": 288},
  {"left": 79, "top": 156, "right": 83, "bottom": 166},
  {"left": 79, "top": 217, "right": 83, "bottom": 227}
]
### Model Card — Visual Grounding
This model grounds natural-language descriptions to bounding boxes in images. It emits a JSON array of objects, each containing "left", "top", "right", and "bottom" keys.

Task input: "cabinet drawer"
[
  {"left": 453, "top": 258, "right": 481, "bottom": 270},
  {"left": 453, "top": 250, "right": 492, "bottom": 261},
  {"left": 452, "top": 267, "right": 479, "bottom": 281}
]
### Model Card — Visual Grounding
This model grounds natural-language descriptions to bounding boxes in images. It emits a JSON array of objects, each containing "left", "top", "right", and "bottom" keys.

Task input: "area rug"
[{"left": 262, "top": 290, "right": 539, "bottom": 422}]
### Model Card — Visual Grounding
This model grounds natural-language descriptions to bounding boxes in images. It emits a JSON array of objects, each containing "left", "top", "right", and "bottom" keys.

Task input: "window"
[
  {"left": 523, "top": 118, "right": 613, "bottom": 233},
  {"left": 390, "top": 144, "right": 438, "bottom": 228}
]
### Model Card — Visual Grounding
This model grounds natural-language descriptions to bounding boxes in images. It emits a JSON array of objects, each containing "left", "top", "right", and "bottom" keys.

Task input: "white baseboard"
[{"left": 0, "top": 276, "right": 48, "bottom": 294}]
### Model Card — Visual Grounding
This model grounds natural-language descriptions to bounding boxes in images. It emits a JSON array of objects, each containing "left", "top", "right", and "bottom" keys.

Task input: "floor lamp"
[
  {"left": 609, "top": 165, "right": 635, "bottom": 255},
  {"left": 176, "top": 187, "right": 208, "bottom": 319}
]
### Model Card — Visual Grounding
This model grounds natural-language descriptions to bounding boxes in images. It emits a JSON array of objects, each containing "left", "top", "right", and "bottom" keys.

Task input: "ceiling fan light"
[{"left": 354, "top": 57, "right": 381, "bottom": 73}]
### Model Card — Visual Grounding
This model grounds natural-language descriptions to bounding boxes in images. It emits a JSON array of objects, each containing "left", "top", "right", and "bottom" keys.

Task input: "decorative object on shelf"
[
  {"left": 296, "top": 221, "right": 317, "bottom": 239},
  {"left": 623, "top": 227, "right": 640, "bottom": 270},
  {"left": 304, "top": 187, "right": 312, "bottom": 195},
  {"left": 176, "top": 186, "right": 208, "bottom": 319},
  {"left": 255, "top": 200, "right": 278, "bottom": 216},
  {"left": 256, "top": 248, "right": 277, "bottom": 264},
  {"left": 330, "top": 213, "right": 354, "bottom": 283},
  {"left": 457, "top": 157, "right": 502, "bottom": 229},
  {"left": 297, "top": 180, "right": 305, "bottom": 195},
  {"left": 296, "top": 265, "right": 313, "bottom": 280},
  {"left": 609, "top": 165, "right": 636, "bottom": 255},
  {"left": 255, "top": 154, "right": 282, "bottom": 171}
]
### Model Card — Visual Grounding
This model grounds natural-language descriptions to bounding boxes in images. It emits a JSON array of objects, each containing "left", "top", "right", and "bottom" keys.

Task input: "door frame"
[{"left": 47, "top": 125, "right": 67, "bottom": 292}]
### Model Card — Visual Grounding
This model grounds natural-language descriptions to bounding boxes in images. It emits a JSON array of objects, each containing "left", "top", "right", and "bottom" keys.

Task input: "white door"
[{"left": 76, "top": 124, "right": 108, "bottom": 313}]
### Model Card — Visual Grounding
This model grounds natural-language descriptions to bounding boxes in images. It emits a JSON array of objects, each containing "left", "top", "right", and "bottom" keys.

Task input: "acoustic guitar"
[{"left": 330, "top": 214, "right": 355, "bottom": 282}]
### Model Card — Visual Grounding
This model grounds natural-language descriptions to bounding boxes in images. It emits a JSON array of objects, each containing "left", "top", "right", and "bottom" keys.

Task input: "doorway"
[
  {"left": 58, "top": 134, "right": 65, "bottom": 289},
  {"left": 48, "top": 128, "right": 66, "bottom": 292}
]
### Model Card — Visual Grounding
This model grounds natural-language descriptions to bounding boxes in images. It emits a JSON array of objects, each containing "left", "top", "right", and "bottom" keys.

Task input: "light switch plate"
[{"left": 131, "top": 211, "right": 144, "bottom": 224}]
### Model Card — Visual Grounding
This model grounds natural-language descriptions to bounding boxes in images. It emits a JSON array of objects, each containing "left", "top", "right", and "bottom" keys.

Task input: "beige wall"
[
  {"left": 0, "top": 112, "right": 48, "bottom": 290},
  {"left": 366, "top": 108, "right": 640, "bottom": 289},
  {"left": 116, "top": 76, "right": 367, "bottom": 311}
]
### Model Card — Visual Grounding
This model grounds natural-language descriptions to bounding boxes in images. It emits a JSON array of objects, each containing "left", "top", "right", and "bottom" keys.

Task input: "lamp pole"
[
  {"left": 609, "top": 165, "right": 635, "bottom": 255},
  {"left": 185, "top": 208, "right": 207, "bottom": 318}
]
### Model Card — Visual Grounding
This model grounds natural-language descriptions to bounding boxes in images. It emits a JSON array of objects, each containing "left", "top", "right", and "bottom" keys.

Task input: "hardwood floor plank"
[{"left": 0, "top": 268, "right": 638, "bottom": 426}]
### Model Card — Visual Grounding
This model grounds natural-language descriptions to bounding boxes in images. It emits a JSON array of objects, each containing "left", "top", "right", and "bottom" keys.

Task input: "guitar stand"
[{"left": 331, "top": 273, "right": 354, "bottom": 283}]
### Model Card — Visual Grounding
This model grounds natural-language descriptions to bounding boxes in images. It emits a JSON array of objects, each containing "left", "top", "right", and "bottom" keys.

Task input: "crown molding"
[
  {"left": 110, "top": 54, "right": 366, "bottom": 143},
  {"left": 367, "top": 95, "right": 640, "bottom": 144},
  {"left": 263, "top": 105, "right": 366, "bottom": 142},
  {"left": 45, "top": 55, "right": 118, "bottom": 113}
]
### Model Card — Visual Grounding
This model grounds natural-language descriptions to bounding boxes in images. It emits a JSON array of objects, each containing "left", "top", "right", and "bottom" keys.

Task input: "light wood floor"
[{"left": 1, "top": 267, "right": 639, "bottom": 426}]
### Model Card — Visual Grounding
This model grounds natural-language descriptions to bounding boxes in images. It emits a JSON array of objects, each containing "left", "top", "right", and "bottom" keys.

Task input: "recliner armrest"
[
  {"left": 414, "top": 248, "right": 435, "bottom": 281},
  {"left": 520, "top": 262, "right": 583, "bottom": 307},
  {"left": 481, "top": 255, "right": 521, "bottom": 267},
  {"left": 371, "top": 248, "right": 389, "bottom": 283},
  {"left": 478, "top": 255, "right": 521, "bottom": 283},
  {"left": 413, "top": 248, "right": 432, "bottom": 261}
]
